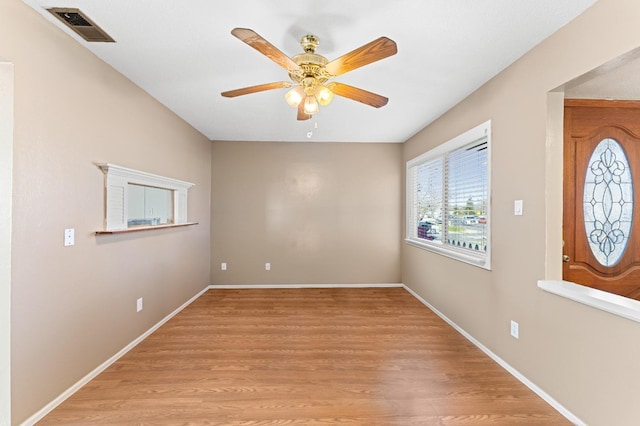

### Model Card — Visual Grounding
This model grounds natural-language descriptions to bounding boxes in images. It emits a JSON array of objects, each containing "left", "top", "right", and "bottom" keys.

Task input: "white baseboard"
[
  {"left": 23, "top": 283, "right": 399, "bottom": 425},
  {"left": 21, "top": 286, "right": 209, "bottom": 426},
  {"left": 209, "top": 283, "right": 404, "bottom": 289},
  {"left": 23, "top": 283, "right": 582, "bottom": 426},
  {"left": 401, "top": 284, "right": 584, "bottom": 426}
]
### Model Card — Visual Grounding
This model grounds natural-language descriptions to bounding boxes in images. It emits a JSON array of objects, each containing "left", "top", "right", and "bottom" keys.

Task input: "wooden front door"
[{"left": 563, "top": 99, "right": 640, "bottom": 300}]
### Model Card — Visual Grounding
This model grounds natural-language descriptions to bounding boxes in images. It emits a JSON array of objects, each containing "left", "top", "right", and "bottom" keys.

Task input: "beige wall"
[
  {"left": 402, "top": 1, "right": 640, "bottom": 425},
  {"left": 211, "top": 141, "right": 402, "bottom": 285},
  {"left": 7, "top": 0, "right": 640, "bottom": 424},
  {"left": 1, "top": 1, "right": 212, "bottom": 423}
]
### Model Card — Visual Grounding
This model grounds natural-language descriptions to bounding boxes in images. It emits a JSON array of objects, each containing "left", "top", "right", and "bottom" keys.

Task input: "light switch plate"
[{"left": 514, "top": 200, "right": 523, "bottom": 216}]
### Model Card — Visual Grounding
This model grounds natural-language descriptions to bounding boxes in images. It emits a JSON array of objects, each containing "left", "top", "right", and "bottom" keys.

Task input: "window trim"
[
  {"left": 405, "top": 120, "right": 492, "bottom": 269},
  {"left": 97, "top": 163, "right": 194, "bottom": 231}
]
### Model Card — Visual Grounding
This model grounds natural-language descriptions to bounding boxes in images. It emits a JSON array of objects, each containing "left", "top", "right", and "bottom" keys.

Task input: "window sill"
[
  {"left": 537, "top": 280, "right": 640, "bottom": 323},
  {"left": 405, "top": 238, "right": 490, "bottom": 270},
  {"left": 95, "top": 222, "right": 198, "bottom": 235}
]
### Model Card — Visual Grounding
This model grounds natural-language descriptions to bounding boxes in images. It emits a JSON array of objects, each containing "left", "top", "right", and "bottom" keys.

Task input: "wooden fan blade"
[
  {"left": 231, "top": 28, "right": 300, "bottom": 71},
  {"left": 297, "top": 103, "right": 312, "bottom": 121},
  {"left": 327, "top": 82, "right": 389, "bottom": 108},
  {"left": 221, "top": 81, "right": 291, "bottom": 98},
  {"left": 325, "top": 37, "right": 397, "bottom": 77}
]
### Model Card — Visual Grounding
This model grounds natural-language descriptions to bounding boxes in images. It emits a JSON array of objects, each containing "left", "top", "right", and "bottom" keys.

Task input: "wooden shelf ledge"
[{"left": 95, "top": 222, "right": 198, "bottom": 235}]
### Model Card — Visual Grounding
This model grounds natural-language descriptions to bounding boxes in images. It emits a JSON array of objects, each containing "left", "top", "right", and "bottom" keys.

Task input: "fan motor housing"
[{"left": 290, "top": 52, "right": 331, "bottom": 83}]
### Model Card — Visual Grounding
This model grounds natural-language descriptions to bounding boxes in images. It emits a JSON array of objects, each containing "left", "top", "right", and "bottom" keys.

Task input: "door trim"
[{"left": 0, "top": 61, "right": 14, "bottom": 425}]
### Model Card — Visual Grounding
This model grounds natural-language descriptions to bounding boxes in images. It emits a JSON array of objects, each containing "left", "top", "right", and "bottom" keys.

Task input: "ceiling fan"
[{"left": 221, "top": 28, "right": 398, "bottom": 120}]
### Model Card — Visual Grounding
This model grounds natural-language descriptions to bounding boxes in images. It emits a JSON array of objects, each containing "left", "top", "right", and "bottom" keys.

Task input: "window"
[
  {"left": 127, "top": 184, "right": 173, "bottom": 227},
  {"left": 406, "top": 120, "right": 491, "bottom": 269},
  {"left": 97, "top": 163, "right": 194, "bottom": 231}
]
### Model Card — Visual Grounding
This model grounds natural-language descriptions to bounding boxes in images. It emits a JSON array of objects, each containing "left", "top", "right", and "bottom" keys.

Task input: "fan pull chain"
[{"left": 307, "top": 120, "right": 319, "bottom": 139}]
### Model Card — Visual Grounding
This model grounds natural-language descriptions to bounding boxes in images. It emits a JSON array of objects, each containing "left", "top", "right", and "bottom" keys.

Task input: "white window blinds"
[{"left": 406, "top": 121, "right": 491, "bottom": 269}]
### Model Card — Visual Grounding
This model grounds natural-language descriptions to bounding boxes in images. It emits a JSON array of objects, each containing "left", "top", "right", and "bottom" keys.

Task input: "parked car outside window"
[
  {"left": 417, "top": 221, "right": 435, "bottom": 240},
  {"left": 463, "top": 215, "right": 478, "bottom": 225}
]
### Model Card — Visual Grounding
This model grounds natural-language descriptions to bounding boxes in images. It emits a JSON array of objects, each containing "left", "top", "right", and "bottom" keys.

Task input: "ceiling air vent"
[{"left": 47, "top": 8, "right": 115, "bottom": 43}]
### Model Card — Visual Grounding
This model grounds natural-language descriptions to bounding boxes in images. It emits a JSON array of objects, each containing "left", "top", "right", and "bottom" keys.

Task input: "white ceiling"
[{"left": 24, "top": 0, "right": 597, "bottom": 143}]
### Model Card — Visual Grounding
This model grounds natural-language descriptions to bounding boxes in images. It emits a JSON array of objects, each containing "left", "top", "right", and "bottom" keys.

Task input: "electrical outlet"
[
  {"left": 64, "top": 228, "right": 75, "bottom": 246},
  {"left": 137, "top": 297, "right": 143, "bottom": 312},
  {"left": 221, "top": 262, "right": 227, "bottom": 271},
  {"left": 510, "top": 320, "right": 519, "bottom": 339},
  {"left": 265, "top": 262, "right": 271, "bottom": 271}
]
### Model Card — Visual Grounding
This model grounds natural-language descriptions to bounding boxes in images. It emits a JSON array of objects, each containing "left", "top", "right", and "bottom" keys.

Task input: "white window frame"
[
  {"left": 97, "top": 163, "right": 194, "bottom": 231},
  {"left": 405, "top": 120, "right": 492, "bottom": 269}
]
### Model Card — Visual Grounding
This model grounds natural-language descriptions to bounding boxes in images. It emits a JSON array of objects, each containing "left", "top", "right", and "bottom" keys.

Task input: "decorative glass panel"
[{"left": 583, "top": 138, "right": 633, "bottom": 266}]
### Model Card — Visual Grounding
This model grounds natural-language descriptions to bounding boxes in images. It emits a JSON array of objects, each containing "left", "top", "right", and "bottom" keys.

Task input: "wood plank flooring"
[{"left": 39, "top": 288, "right": 570, "bottom": 425}]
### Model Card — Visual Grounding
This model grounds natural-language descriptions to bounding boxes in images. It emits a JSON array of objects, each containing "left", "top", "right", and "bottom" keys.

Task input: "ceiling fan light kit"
[
  {"left": 221, "top": 28, "right": 397, "bottom": 121},
  {"left": 315, "top": 85, "right": 334, "bottom": 106},
  {"left": 284, "top": 86, "right": 304, "bottom": 107},
  {"left": 303, "top": 95, "right": 320, "bottom": 115}
]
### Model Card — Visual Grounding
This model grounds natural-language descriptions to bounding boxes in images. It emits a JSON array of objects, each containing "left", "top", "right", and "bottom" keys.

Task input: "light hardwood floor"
[{"left": 39, "top": 287, "right": 570, "bottom": 425}]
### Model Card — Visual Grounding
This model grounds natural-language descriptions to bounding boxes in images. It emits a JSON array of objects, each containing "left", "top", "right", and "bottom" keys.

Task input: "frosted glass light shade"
[
  {"left": 303, "top": 96, "right": 319, "bottom": 114},
  {"left": 285, "top": 87, "right": 304, "bottom": 107},
  {"left": 315, "top": 85, "right": 334, "bottom": 106}
]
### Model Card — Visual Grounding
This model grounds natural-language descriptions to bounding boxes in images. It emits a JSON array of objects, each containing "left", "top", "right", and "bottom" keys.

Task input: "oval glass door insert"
[{"left": 583, "top": 138, "right": 633, "bottom": 266}]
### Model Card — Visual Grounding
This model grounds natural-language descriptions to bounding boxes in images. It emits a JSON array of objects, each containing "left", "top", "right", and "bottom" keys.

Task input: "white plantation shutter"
[
  {"left": 406, "top": 121, "right": 491, "bottom": 269},
  {"left": 104, "top": 173, "right": 128, "bottom": 230}
]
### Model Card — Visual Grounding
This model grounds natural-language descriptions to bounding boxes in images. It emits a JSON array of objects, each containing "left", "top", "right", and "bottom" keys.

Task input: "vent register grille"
[{"left": 47, "top": 8, "right": 115, "bottom": 42}]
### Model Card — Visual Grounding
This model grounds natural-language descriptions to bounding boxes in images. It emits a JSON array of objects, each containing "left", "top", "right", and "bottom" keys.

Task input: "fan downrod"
[{"left": 300, "top": 35, "right": 319, "bottom": 53}]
